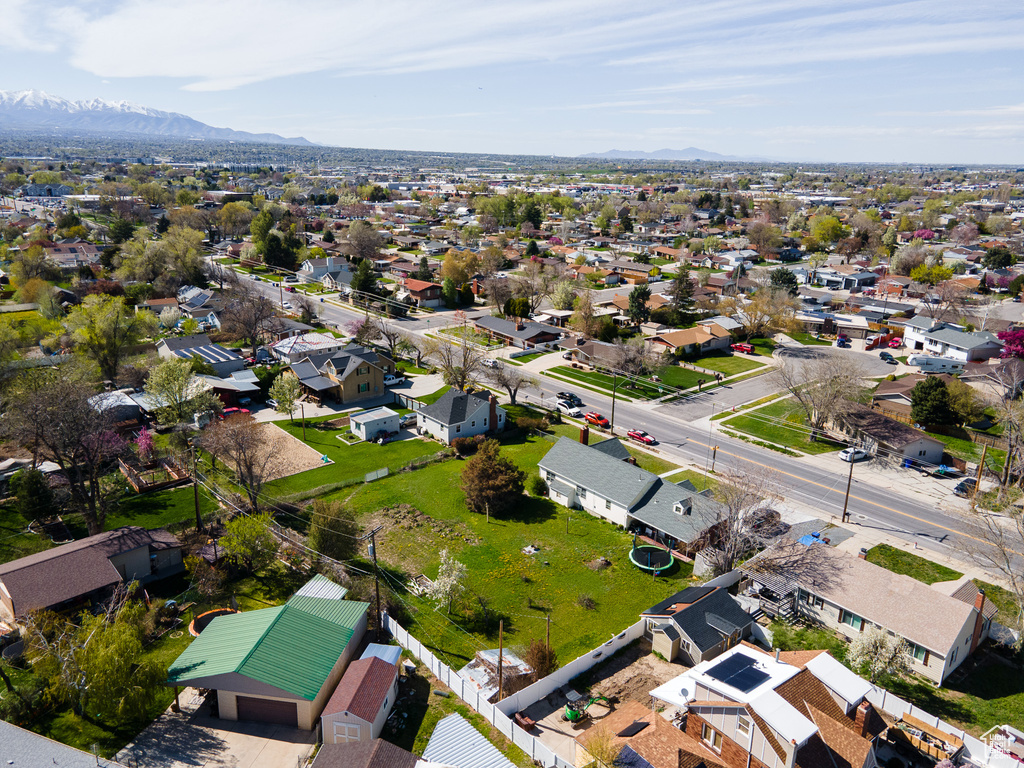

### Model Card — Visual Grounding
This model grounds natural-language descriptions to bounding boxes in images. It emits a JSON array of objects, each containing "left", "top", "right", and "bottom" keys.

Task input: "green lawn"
[
  {"left": 688, "top": 352, "right": 765, "bottom": 376},
  {"left": 506, "top": 350, "right": 552, "bottom": 365},
  {"left": 750, "top": 338, "right": 777, "bottom": 356},
  {"left": 865, "top": 544, "right": 963, "bottom": 585},
  {"left": 656, "top": 365, "right": 710, "bottom": 390},
  {"left": 787, "top": 331, "right": 833, "bottom": 346},
  {"left": 927, "top": 431, "right": 1006, "bottom": 468},
  {"left": 62, "top": 486, "right": 223, "bottom": 541},
  {"left": 722, "top": 400, "right": 847, "bottom": 455},
  {"left": 262, "top": 421, "right": 445, "bottom": 499},
  {"left": 0, "top": 501, "right": 53, "bottom": 564},
  {"left": 326, "top": 431, "right": 699, "bottom": 663},
  {"left": 549, "top": 366, "right": 669, "bottom": 399},
  {"left": 668, "top": 469, "right": 719, "bottom": 493},
  {"left": 974, "top": 580, "right": 1021, "bottom": 627},
  {"left": 437, "top": 326, "right": 503, "bottom": 349},
  {"left": 418, "top": 385, "right": 451, "bottom": 405}
]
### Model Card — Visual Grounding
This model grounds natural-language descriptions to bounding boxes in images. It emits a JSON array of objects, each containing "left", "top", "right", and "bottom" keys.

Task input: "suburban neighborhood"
[{"left": 2, "top": 19, "right": 1024, "bottom": 767}]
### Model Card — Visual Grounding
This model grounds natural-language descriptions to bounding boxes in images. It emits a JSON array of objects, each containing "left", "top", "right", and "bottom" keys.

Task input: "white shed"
[
  {"left": 320, "top": 656, "right": 399, "bottom": 744},
  {"left": 349, "top": 407, "right": 400, "bottom": 442}
]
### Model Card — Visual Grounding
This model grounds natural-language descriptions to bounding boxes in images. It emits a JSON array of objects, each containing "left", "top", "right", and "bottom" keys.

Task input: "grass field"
[
  {"left": 865, "top": 544, "right": 963, "bottom": 585},
  {"left": 506, "top": 350, "right": 552, "bottom": 365},
  {"left": 656, "top": 365, "right": 709, "bottom": 390},
  {"left": 550, "top": 366, "right": 673, "bottom": 399},
  {"left": 688, "top": 352, "right": 765, "bottom": 376},
  {"left": 668, "top": 469, "right": 719, "bottom": 493},
  {"left": 0, "top": 501, "right": 53, "bottom": 564},
  {"left": 63, "top": 486, "right": 223, "bottom": 541},
  {"left": 418, "top": 385, "right": 451, "bottom": 405},
  {"left": 327, "top": 431, "right": 698, "bottom": 663},
  {"left": 722, "top": 400, "right": 847, "bottom": 455},
  {"left": 927, "top": 431, "right": 1006, "bottom": 469},
  {"left": 787, "top": 331, "right": 833, "bottom": 346}
]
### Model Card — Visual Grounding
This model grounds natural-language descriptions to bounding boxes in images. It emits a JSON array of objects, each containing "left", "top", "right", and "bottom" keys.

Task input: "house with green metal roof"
[{"left": 167, "top": 574, "right": 368, "bottom": 730}]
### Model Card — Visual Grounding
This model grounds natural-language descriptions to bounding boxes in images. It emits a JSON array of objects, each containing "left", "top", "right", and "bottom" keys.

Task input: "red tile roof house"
[
  {"left": 320, "top": 656, "right": 400, "bottom": 744},
  {"left": 401, "top": 278, "right": 444, "bottom": 307}
]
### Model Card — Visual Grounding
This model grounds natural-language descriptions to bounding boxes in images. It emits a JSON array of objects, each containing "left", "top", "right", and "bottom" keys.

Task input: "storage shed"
[
  {"left": 350, "top": 407, "right": 401, "bottom": 442},
  {"left": 321, "top": 656, "right": 399, "bottom": 744}
]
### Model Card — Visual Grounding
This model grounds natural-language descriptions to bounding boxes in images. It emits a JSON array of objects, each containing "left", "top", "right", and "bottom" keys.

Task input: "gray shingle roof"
[
  {"left": 420, "top": 389, "right": 490, "bottom": 427},
  {"left": 590, "top": 437, "right": 632, "bottom": 460},
  {"left": 673, "top": 588, "right": 752, "bottom": 653},
  {"left": 474, "top": 315, "right": 559, "bottom": 342},
  {"left": 924, "top": 326, "right": 1002, "bottom": 350},
  {"left": 1, "top": 720, "right": 128, "bottom": 767},
  {"left": 539, "top": 436, "right": 658, "bottom": 509},
  {"left": 629, "top": 480, "right": 722, "bottom": 545}
]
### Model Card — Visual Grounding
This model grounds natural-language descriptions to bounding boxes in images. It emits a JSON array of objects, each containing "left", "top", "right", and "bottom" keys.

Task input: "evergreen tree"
[
  {"left": 910, "top": 376, "right": 954, "bottom": 425},
  {"left": 627, "top": 284, "right": 652, "bottom": 325},
  {"left": 667, "top": 267, "right": 695, "bottom": 324},
  {"left": 769, "top": 267, "right": 800, "bottom": 296},
  {"left": 349, "top": 259, "right": 377, "bottom": 295},
  {"left": 460, "top": 440, "right": 526, "bottom": 517}
]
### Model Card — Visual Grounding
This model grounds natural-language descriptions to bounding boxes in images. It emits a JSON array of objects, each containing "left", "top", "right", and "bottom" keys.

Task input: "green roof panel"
[{"left": 167, "top": 607, "right": 282, "bottom": 684}]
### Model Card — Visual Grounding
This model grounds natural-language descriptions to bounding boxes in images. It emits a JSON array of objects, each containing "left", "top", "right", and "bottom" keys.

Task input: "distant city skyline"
[{"left": 1, "top": 0, "right": 1023, "bottom": 164}]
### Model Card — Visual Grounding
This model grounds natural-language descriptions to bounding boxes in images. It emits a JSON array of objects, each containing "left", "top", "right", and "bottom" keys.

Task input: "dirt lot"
[
  {"left": 586, "top": 639, "right": 682, "bottom": 707},
  {"left": 259, "top": 423, "right": 330, "bottom": 480}
]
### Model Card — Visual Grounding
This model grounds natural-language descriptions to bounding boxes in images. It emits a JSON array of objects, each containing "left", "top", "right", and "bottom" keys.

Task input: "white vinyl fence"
[{"left": 382, "top": 613, "right": 645, "bottom": 767}]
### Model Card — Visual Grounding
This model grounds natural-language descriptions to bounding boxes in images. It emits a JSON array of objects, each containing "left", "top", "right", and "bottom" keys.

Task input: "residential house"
[
  {"left": 741, "top": 542, "right": 994, "bottom": 684},
  {"left": 538, "top": 436, "right": 723, "bottom": 555},
  {"left": 900, "top": 319, "right": 1004, "bottom": 362},
  {"left": 705, "top": 275, "right": 737, "bottom": 296},
  {"left": 166, "top": 575, "right": 368, "bottom": 730},
  {"left": 397, "top": 278, "right": 442, "bottom": 307},
  {"left": 156, "top": 334, "right": 245, "bottom": 376},
  {"left": 650, "top": 644, "right": 885, "bottom": 768},
  {"left": 198, "top": 369, "right": 262, "bottom": 407},
  {"left": 817, "top": 266, "right": 878, "bottom": 292},
  {"left": 649, "top": 325, "right": 732, "bottom": 356},
  {"left": 310, "top": 740, "right": 417, "bottom": 768},
  {"left": 17, "top": 183, "right": 73, "bottom": 197},
  {"left": 270, "top": 332, "right": 349, "bottom": 364},
  {"left": 260, "top": 316, "right": 316, "bottom": 343},
  {"left": 418, "top": 389, "right": 505, "bottom": 444},
  {"left": 136, "top": 296, "right": 180, "bottom": 316},
  {"left": 473, "top": 316, "right": 561, "bottom": 349},
  {"left": 41, "top": 240, "right": 104, "bottom": 271},
  {"left": 794, "top": 310, "right": 872, "bottom": 340},
  {"left": 298, "top": 256, "right": 345, "bottom": 278},
  {"left": 559, "top": 337, "right": 621, "bottom": 369},
  {"left": 287, "top": 345, "right": 396, "bottom": 404},
  {"left": 321, "top": 656, "right": 399, "bottom": 744},
  {"left": 608, "top": 259, "right": 657, "bottom": 283},
  {"left": 0, "top": 527, "right": 183, "bottom": 623},
  {"left": 640, "top": 586, "right": 753, "bottom": 666},
  {"left": 834, "top": 403, "right": 945, "bottom": 465},
  {"left": 0, "top": 720, "right": 128, "bottom": 767},
  {"left": 607, "top": 291, "right": 671, "bottom": 316},
  {"left": 870, "top": 373, "right": 955, "bottom": 421}
]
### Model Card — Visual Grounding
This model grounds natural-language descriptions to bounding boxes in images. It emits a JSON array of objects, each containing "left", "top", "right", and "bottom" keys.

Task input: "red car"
[
  {"left": 584, "top": 412, "right": 610, "bottom": 428},
  {"left": 731, "top": 343, "right": 755, "bottom": 355},
  {"left": 888, "top": 338, "right": 903, "bottom": 348},
  {"left": 627, "top": 429, "right": 656, "bottom": 445},
  {"left": 220, "top": 407, "right": 251, "bottom": 419}
]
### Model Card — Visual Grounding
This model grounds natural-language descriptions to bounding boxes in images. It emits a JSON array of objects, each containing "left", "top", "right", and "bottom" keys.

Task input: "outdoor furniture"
[{"left": 515, "top": 712, "right": 537, "bottom": 730}]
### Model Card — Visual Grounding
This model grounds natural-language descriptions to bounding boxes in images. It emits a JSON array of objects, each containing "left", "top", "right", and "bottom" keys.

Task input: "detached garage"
[
  {"left": 166, "top": 575, "right": 368, "bottom": 730},
  {"left": 349, "top": 407, "right": 400, "bottom": 442}
]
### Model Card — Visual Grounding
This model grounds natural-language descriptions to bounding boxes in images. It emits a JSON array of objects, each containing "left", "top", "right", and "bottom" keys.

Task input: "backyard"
[
  {"left": 721, "top": 399, "right": 847, "bottom": 455},
  {"left": 325, "top": 429, "right": 698, "bottom": 665}
]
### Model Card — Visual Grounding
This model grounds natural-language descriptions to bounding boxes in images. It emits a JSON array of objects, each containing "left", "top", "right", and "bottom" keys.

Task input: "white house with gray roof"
[
  {"left": 418, "top": 389, "right": 504, "bottom": 445},
  {"left": 901, "top": 319, "right": 1004, "bottom": 361},
  {"left": 538, "top": 436, "right": 722, "bottom": 552}
]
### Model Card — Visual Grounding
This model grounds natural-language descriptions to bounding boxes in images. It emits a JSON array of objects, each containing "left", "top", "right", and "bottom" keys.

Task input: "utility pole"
[
  {"left": 546, "top": 614, "right": 551, "bottom": 656},
  {"left": 703, "top": 403, "right": 716, "bottom": 484},
  {"left": 301, "top": 402, "right": 306, "bottom": 441},
  {"left": 841, "top": 458, "right": 854, "bottom": 524},
  {"left": 972, "top": 445, "right": 988, "bottom": 508},
  {"left": 368, "top": 527, "right": 383, "bottom": 640},
  {"left": 609, "top": 371, "right": 618, "bottom": 435},
  {"left": 191, "top": 442, "right": 203, "bottom": 533},
  {"left": 497, "top": 619, "right": 504, "bottom": 702}
]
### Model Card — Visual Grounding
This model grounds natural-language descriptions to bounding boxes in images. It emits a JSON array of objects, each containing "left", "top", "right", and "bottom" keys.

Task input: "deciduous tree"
[
  {"left": 221, "top": 511, "right": 279, "bottom": 573},
  {"left": 460, "top": 439, "right": 526, "bottom": 517},
  {"left": 63, "top": 295, "right": 157, "bottom": 384},
  {"left": 307, "top": 499, "right": 359, "bottom": 562},
  {"left": 146, "top": 357, "right": 221, "bottom": 425},
  {"left": 775, "top": 355, "right": 864, "bottom": 441},
  {"left": 848, "top": 626, "right": 910, "bottom": 684},
  {"left": 425, "top": 549, "right": 467, "bottom": 615},
  {"left": 490, "top": 365, "right": 537, "bottom": 406},
  {"left": 268, "top": 374, "right": 302, "bottom": 420},
  {"left": 201, "top": 415, "right": 275, "bottom": 510}
]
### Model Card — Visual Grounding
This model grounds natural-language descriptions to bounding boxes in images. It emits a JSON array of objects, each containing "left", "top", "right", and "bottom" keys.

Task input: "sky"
[{"left": 1, "top": 0, "right": 1023, "bottom": 164}]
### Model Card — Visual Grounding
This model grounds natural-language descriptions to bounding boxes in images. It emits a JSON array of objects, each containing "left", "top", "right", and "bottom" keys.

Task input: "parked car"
[
  {"left": 584, "top": 412, "right": 610, "bottom": 428},
  {"left": 383, "top": 374, "right": 405, "bottom": 386},
  {"left": 282, "top": 301, "right": 293, "bottom": 310},
  {"left": 266, "top": 398, "right": 279, "bottom": 409},
  {"left": 836, "top": 339, "right": 851, "bottom": 348},
  {"left": 888, "top": 338, "right": 903, "bottom": 348},
  {"left": 627, "top": 429, "right": 656, "bottom": 445},
  {"left": 400, "top": 413, "right": 417, "bottom": 428},
  {"left": 482, "top": 358, "right": 501, "bottom": 369},
  {"left": 557, "top": 391, "right": 583, "bottom": 407},
  {"left": 839, "top": 447, "right": 870, "bottom": 462},
  {"left": 879, "top": 350, "right": 893, "bottom": 360},
  {"left": 954, "top": 478, "right": 977, "bottom": 498},
  {"left": 562, "top": 351, "right": 574, "bottom": 360},
  {"left": 731, "top": 343, "right": 755, "bottom": 354},
  {"left": 220, "top": 407, "right": 251, "bottom": 419},
  {"left": 556, "top": 400, "right": 583, "bottom": 417}
]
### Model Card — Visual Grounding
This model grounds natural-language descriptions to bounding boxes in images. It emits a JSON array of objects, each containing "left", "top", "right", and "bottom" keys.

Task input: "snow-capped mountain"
[{"left": 0, "top": 89, "right": 315, "bottom": 146}]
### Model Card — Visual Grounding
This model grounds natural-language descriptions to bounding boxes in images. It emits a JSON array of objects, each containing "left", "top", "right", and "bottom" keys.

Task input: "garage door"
[{"left": 236, "top": 696, "right": 298, "bottom": 727}]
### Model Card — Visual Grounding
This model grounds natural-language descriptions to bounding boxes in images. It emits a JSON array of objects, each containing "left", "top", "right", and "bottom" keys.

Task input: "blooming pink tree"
[
  {"left": 135, "top": 427, "right": 154, "bottom": 463},
  {"left": 913, "top": 228, "right": 936, "bottom": 240},
  {"left": 998, "top": 328, "right": 1024, "bottom": 359}
]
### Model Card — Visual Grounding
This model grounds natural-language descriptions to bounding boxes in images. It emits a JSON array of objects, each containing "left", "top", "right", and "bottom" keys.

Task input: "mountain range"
[
  {"left": 0, "top": 90, "right": 315, "bottom": 146},
  {"left": 580, "top": 147, "right": 761, "bottom": 161}
]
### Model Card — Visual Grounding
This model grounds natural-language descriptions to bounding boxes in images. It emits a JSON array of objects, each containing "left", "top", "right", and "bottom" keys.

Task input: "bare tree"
[
  {"left": 952, "top": 222, "right": 980, "bottom": 246},
  {"left": 957, "top": 513, "right": 1024, "bottom": 645},
  {"left": 200, "top": 415, "right": 275, "bottom": 510},
  {"left": 698, "top": 467, "right": 782, "bottom": 576},
  {"left": 740, "top": 288, "right": 800, "bottom": 339},
  {"left": 369, "top": 318, "right": 403, "bottom": 359},
  {"left": 774, "top": 354, "right": 865, "bottom": 441},
  {"left": 569, "top": 287, "right": 601, "bottom": 338},
  {"left": 490, "top": 365, "right": 537, "bottom": 405},
  {"left": 222, "top": 282, "right": 277, "bottom": 350},
  {"left": 293, "top": 293, "right": 319, "bottom": 325},
  {"left": 920, "top": 281, "right": 969, "bottom": 322},
  {"left": 513, "top": 260, "right": 560, "bottom": 313},
  {"left": 432, "top": 333, "right": 485, "bottom": 391},
  {"left": 611, "top": 338, "right": 663, "bottom": 378},
  {"left": 397, "top": 331, "right": 431, "bottom": 368}
]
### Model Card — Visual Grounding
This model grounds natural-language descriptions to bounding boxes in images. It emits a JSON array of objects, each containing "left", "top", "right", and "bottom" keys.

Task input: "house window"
[
  {"left": 701, "top": 722, "right": 723, "bottom": 751},
  {"left": 471, "top": 421, "right": 476, "bottom": 427},
  {"left": 576, "top": 486, "right": 587, "bottom": 499},
  {"left": 334, "top": 722, "right": 360, "bottom": 742},
  {"left": 840, "top": 609, "right": 864, "bottom": 631},
  {"left": 951, "top": 647, "right": 958, "bottom": 664},
  {"left": 919, "top": 450, "right": 927, "bottom": 457},
  {"left": 358, "top": 382, "right": 369, "bottom": 393},
  {"left": 803, "top": 591, "right": 824, "bottom": 609},
  {"left": 910, "top": 643, "right": 928, "bottom": 663},
  {"left": 605, "top": 499, "right": 611, "bottom": 510},
  {"left": 483, "top": 418, "right": 487, "bottom": 426},
  {"left": 546, "top": 472, "right": 555, "bottom": 483},
  {"left": 456, "top": 425, "right": 461, "bottom": 433},
  {"left": 737, "top": 714, "right": 751, "bottom": 737},
  {"left": 357, "top": 366, "right": 369, "bottom": 375}
]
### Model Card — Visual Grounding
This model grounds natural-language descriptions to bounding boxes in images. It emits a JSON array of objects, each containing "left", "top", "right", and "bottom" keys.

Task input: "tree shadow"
[{"left": 498, "top": 496, "right": 558, "bottom": 524}]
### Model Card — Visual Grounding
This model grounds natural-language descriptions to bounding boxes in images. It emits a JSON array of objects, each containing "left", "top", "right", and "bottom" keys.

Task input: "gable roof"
[
  {"left": 474, "top": 315, "right": 559, "bottom": 341},
  {"left": 419, "top": 388, "right": 492, "bottom": 427},
  {"left": 422, "top": 713, "right": 516, "bottom": 768},
  {"left": 671, "top": 588, "right": 753, "bottom": 653},
  {"left": 839, "top": 403, "right": 944, "bottom": 450},
  {"left": 0, "top": 527, "right": 180, "bottom": 618},
  {"left": 323, "top": 656, "right": 397, "bottom": 721},
  {"left": 0, "top": 720, "right": 128, "bottom": 767},
  {"left": 589, "top": 436, "right": 632, "bottom": 461},
  {"left": 540, "top": 436, "right": 659, "bottom": 509},
  {"left": 167, "top": 576, "right": 368, "bottom": 700},
  {"left": 160, "top": 333, "right": 214, "bottom": 352}
]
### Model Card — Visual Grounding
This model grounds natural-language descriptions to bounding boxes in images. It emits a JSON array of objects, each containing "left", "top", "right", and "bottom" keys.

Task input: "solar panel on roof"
[
  {"left": 706, "top": 654, "right": 769, "bottom": 693},
  {"left": 617, "top": 720, "right": 650, "bottom": 738}
]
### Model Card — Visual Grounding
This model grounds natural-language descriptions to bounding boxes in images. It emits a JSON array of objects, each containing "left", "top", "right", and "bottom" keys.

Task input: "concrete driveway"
[{"left": 117, "top": 691, "right": 316, "bottom": 768}]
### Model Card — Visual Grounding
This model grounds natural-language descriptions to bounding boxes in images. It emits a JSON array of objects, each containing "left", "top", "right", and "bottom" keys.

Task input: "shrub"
[
  {"left": 452, "top": 436, "right": 478, "bottom": 456},
  {"left": 523, "top": 638, "right": 559, "bottom": 681},
  {"left": 516, "top": 416, "right": 547, "bottom": 431},
  {"left": 529, "top": 476, "right": 549, "bottom": 496},
  {"left": 577, "top": 593, "right": 596, "bottom": 610}
]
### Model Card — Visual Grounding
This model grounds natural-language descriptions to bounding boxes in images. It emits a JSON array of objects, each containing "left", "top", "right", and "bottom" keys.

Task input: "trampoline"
[
  {"left": 630, "top": 545, "right": 674, "bottom": 573},
  {"left": 189, "top": 608, "right": 239, "bottom": 637}
]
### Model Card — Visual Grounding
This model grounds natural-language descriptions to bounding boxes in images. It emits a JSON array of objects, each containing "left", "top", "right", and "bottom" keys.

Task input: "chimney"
[
  {"left": 489, "top": 394, "right": 497, "bottom": 433},
  {"left": 580, "top": 426, "right": 589, "bottom": 445},
  {"left": 858, "top": 547, "right": 868, "bottom": 560},
  {"left": 516, "top": 323, "right": 525, "bottom": 331},
  {"left": 775, "top": 648, "right": 780, "bottom": 662},
  {"left": 854, "top": 700, "right": 871, "bottom": 738},
  {"left": 971, "top": 588, "right": 987, "bottom": 653}
]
